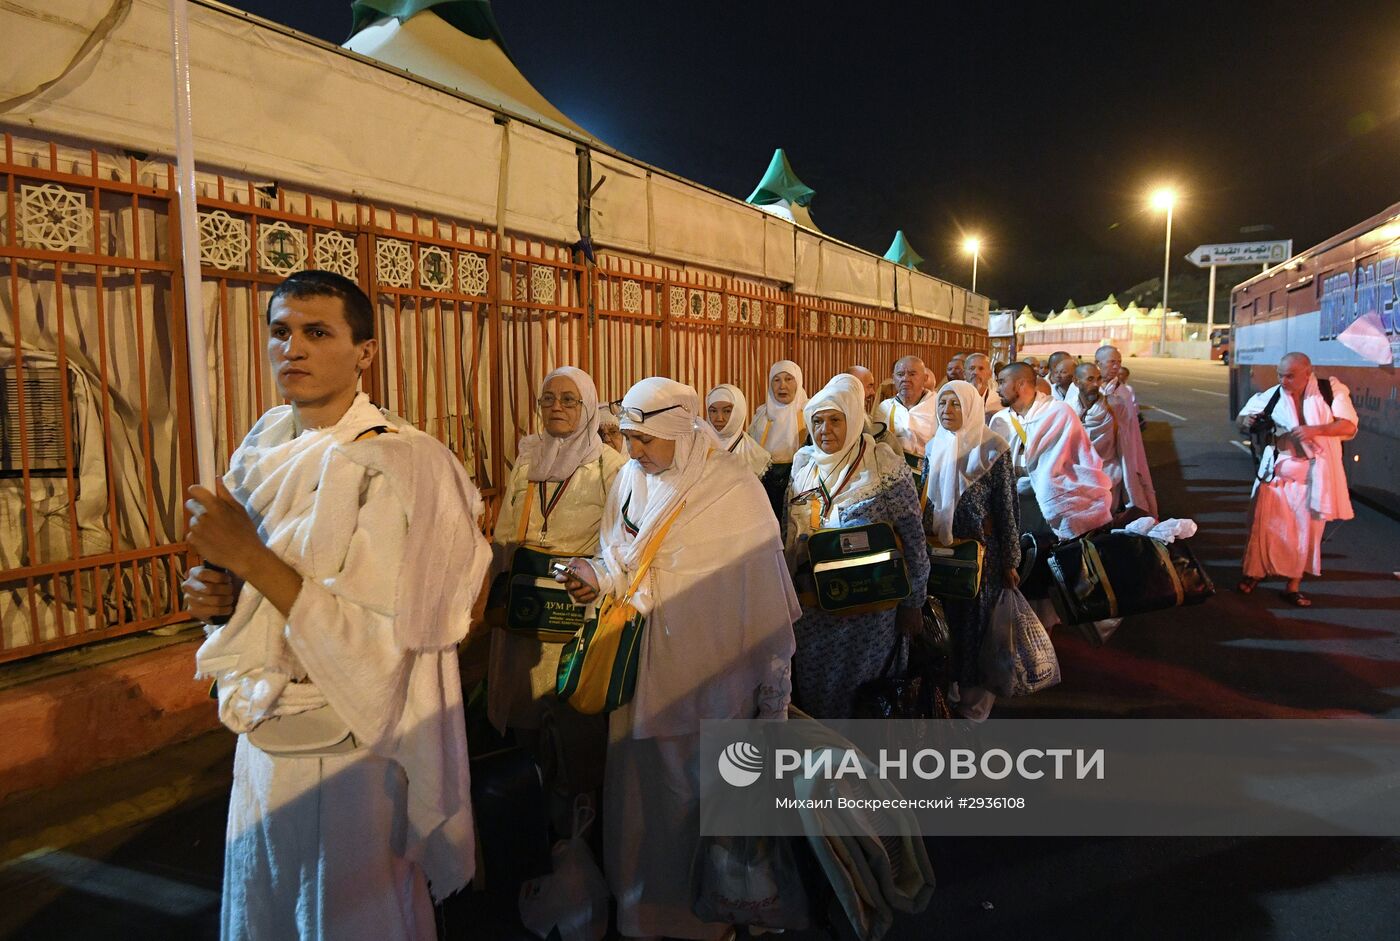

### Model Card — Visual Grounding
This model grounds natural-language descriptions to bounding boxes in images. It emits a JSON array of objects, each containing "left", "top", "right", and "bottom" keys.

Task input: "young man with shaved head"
[
  {"left": 1236, "top": 351, "right": 1358, "bottom": 607},
  {"left": 962, "top": 352, "right": 1005, "bottom": 421},
  {"left": 990, "top": 362, "right": 1113, "bottom": 539},
  {"left": 876, "top": 354, "right": 939, "bottom": 471}
]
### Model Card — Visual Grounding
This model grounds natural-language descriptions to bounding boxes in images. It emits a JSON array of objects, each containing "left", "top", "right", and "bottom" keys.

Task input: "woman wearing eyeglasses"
[
  {"left": 782, "top": 373, "right": 929, "bottom": 718},
  {"left": 557, "top": 377, "right": 799, "bottom": 941},
  {"left": 486, "top": 366, "right": 627, "bottom": 737},
  {"left": 747, "top": 359, "right": 810, "bottom": 517},
  {"left": 705, "top": 383, "right": 771, "bottom": 476}
]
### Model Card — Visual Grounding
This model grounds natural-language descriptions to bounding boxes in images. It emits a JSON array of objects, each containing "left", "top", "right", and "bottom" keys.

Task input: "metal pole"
[
  {"left": 971, "top": 249, "right": 979, "bottom": 294},
  {"left": 169, "top": 0, "right": 217, "bottom": 487},
  {"left": 1158, "top": 203, "right": 1172, "bottom": 356},
  {"left": 1205, "top": 262, "right": 1217, "bottom": 340}
]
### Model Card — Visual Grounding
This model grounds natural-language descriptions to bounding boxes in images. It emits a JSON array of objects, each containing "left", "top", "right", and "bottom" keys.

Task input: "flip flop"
[
  {"left": 1237, "top": 577, "right": 1259, "bottom": 595},
  {"left": 1282, "top": 591, "right": 1312, "bottom": 608}
]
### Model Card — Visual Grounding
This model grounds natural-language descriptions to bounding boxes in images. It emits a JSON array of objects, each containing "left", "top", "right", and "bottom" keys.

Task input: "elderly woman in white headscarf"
[
  {"left": 748, "top": 359, "right": 810, "bottom": 516},
  {"left": 782, "top": 373, "right": 930, "bottom": 719},
  {"left": 558, "top": 377, "right": 799, "bottom": 941},
  {"left": 921, "top": 379, "right": 1020, "bottom": 720},
  {"left": 706, "top": 382, "right": 771, "bottom": 476},
  {"left": 487, "top": 366, "right": 627, "bottom": 735}
]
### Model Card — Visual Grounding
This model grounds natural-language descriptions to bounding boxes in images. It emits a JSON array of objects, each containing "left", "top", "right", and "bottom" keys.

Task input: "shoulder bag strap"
[
  {"left": 622, "top": 501, "right": 686, "bottom": 600},
  {"left": 516, "top": 479, "right": 535, "bottom": 544}
]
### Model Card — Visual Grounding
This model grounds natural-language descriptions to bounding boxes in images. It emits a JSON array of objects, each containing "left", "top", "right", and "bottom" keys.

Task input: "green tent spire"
[
  {"left": 746, "top": 149, "right": 816, "bottom": 207},
  {"left": 349, "top": 1, "right": 510, "bottom": 51},
  {"left": 883, "top": 230, "right": 924, "bottom": 269}
]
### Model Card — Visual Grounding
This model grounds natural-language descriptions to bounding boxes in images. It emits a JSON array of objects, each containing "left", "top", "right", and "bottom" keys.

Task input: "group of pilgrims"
[
  {"left": 187, "top": 272, "right": 1358, "bottom": 941},
  {"left": 483, "top": 344, "right": 1165, "bottom": 936}
]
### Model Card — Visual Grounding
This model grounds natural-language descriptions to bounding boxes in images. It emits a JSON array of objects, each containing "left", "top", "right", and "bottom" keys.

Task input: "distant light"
[
  {"left": 1353, "top": 454, "right": 1360, "bottom": 461},
  {"left": 963, "top": 236, "right": 982, "bottom": 255},
  {"left": 1150, "top": 188, "right": 1177, "bottom": 212}
]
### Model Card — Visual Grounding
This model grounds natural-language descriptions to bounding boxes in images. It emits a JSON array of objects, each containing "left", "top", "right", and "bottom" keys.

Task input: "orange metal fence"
[{"left": 0, "top": 131, "right": 986, "bottom": 664}]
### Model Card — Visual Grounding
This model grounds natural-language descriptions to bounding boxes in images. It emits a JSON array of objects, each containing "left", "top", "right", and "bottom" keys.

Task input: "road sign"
[{"left": 1185, "top": 240, "right": 1292, "bottom": 268}]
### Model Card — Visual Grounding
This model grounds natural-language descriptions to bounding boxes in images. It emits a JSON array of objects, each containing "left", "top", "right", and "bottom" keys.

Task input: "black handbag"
[{"left": 1045, "top": 531, "right": 1215, "bottom": 640}]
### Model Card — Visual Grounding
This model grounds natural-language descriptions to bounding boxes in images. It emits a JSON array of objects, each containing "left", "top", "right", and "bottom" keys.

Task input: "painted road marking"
[
  {"left": 1149, "top": 406, "right": 1188, "bottom": 421},
  {"left": 1133, "top": 379, "right": 1162, "bottom": 386},
  {"left": 3, "top": 850, "right": 219, "bottom": 916},
  {"left": 1192, "top": 388, "right": 1229, "bottom": 397},
  {"left": 1229, "top": 440, "right": 1253, "bottom": 454}
]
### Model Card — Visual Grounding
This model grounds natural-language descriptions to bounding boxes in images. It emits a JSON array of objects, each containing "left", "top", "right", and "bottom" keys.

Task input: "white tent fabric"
[
  {"left": 2, "top": 0, "right": 509, "bottom": 227},
  {"left": 342, "top": 11, "right": 593, "bottom": 139}
]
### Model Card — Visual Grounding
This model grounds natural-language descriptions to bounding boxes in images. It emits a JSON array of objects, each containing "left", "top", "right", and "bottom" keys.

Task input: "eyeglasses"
[
  {"left": 537, "top": 393, "right": 583, "bottom": 409},
  {"left": 608, "top": 400, "right": 685, "bottom": 423}
]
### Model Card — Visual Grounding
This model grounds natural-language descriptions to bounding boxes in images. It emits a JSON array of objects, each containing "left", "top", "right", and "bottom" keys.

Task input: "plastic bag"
[
  {"left": 1120, "top": 516, "right": 1198, "bottom": 544},
  {"left": 691, "top": 833, "right": 810, "bottom": 929},
  {"left": 519, "top": 797, "right": 609, "bottom": 941},
  {"left": 980, "top": 588, "right": 1061, "bottom": 697}
]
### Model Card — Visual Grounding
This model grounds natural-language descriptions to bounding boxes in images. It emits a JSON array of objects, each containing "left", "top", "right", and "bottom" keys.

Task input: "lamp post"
[
  {"left": 963, "top": 236, "right": 981, "bottom": 294},
  {"left": 1150, "top": 188, "right": 1176, "bottom": 356}
]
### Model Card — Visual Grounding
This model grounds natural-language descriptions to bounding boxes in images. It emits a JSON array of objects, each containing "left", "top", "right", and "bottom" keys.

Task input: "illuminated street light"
[
  {"left": 962, "top": 236, "right": 982, "bottom": 293},
  {"left": 1149, "top": 188, "right": 1177, "bottom": 355}
]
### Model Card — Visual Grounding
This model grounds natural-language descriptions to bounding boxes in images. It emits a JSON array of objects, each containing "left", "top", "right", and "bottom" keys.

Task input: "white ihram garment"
[
  {"left": 877, "top": 391, "right": 940, "bottom": 457},
  {"left": 196, "top": 394, "right": 489, "bottom": 940},
  {"left": 1101, "top": 377, "right": 1158, "bottom": 518},
  {"left": 1077, "top": 395, "right": 1125, "bottom": 508},
  {"left": 1238, "top": 377, "right": 1357, "bottom": 579},
  {"left": 992, "top": 392, "right": 1114, "bottom": 539},
  {"left": 600, "top": 377, "right": 799, "bottom": 939}
]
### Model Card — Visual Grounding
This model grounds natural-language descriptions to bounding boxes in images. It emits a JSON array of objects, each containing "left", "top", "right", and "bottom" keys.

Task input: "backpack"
[{"left": 1247, "top": 378, "right": 1334, "bottom": 479}]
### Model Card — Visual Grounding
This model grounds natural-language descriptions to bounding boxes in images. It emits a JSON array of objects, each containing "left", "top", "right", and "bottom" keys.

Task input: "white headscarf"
[
  {"left": 706, "top": 383, "right": 750, "bottom": 448},
  {"left": 516, "top": 366, "right": 604, "bottom": 482},
  {"left": 756, "top": 359, "right": 809, "bottom": 459},
  {"left": 790, "top": 373, "right": 877, "bottom": 504},
  {"left": 923, "top": 380, "right": 1010, "bottom": 545},
  {"left": 611, "top": 377, "right": 718, "bottom": 569}
]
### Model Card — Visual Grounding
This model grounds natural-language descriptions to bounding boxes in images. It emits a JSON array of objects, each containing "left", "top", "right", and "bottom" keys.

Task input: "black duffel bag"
[{"left": 1045, "top": 531, "right": 1214, "bottom": 635}]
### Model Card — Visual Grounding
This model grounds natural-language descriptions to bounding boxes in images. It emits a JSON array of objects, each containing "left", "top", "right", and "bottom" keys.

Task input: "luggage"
[
  {"left": 925, "top": 538, "right": 985, "bottom": 601},
  {"left": 1044, "top": 531, "right": 1214, "bottom": 634},
  {"left": 504, "top": 545, "right": 587, "bottom": 642},
  {"left": 807, "top": 522, "right": 911, "bottom": 614}
]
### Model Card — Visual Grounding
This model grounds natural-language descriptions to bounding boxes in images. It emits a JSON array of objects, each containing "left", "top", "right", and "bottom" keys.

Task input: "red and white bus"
[{"left": 1230, "top": 202, "right": 1400, "bottom": 516}]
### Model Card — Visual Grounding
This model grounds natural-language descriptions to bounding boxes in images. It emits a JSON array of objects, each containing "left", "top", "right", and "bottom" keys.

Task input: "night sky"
[{"left": 224, "top": 0, "right": 1400, "bottom": 313}]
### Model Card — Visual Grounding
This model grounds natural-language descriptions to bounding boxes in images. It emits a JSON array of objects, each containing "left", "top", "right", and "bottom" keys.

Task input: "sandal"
[
  {"left": 1237, "top": 577, "right": 1260, "bottom": 595},
  {"left": 1281, "top": 591, "right": 1312, "bottom": 608}
]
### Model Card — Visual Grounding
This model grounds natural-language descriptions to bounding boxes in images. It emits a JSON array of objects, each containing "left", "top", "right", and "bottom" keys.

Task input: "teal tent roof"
[
  {"left": 883, "top": 230, "right": 924, "bottom": 269},
  {"left": 746, "top": 149, "right": 816, "bottom": 207},
  {"left": 350, "top": 1, "right": 509, "bottom": 51}
]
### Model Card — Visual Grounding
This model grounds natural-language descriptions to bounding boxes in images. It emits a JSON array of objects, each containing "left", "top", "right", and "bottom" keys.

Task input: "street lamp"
[
  {"left": 962, "top": 236, "right": 982, "bottom": 293},
  {"left": 1149, "top": 188, "right": 1176, "bottom": 355}
]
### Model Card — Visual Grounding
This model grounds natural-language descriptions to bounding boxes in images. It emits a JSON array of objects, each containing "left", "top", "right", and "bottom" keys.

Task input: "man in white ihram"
[
  {"left": 1236, "top": 352, "right": 1357, "bottom": 607},
  {"left": 991, "top": 362, "right": 1113, "bottom": 540},
  {"left": 849, "top": 363, "right": 900, "bottom": 451},
  {"left": 962, "top": 352, "right": 1005, "bottom": 420},
  {"left": 876, "top": 354, "right": 940, "bottom": 463},
  {"left": 1066, "top": 345, "right": 1158, "bottom": 518},
  {"left": 181, "top": 271, "right": 489, "bottom": 940}
]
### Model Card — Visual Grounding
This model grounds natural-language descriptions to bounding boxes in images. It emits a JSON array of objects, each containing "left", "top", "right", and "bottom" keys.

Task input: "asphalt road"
[{"left": 3, "top": 358, "right": 1397, "bottom": 940}]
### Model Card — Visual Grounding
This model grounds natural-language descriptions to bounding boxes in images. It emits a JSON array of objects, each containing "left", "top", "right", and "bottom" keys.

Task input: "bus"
[{"left": 1229, "top": 202, "right": 1400, "bottom": 516}]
